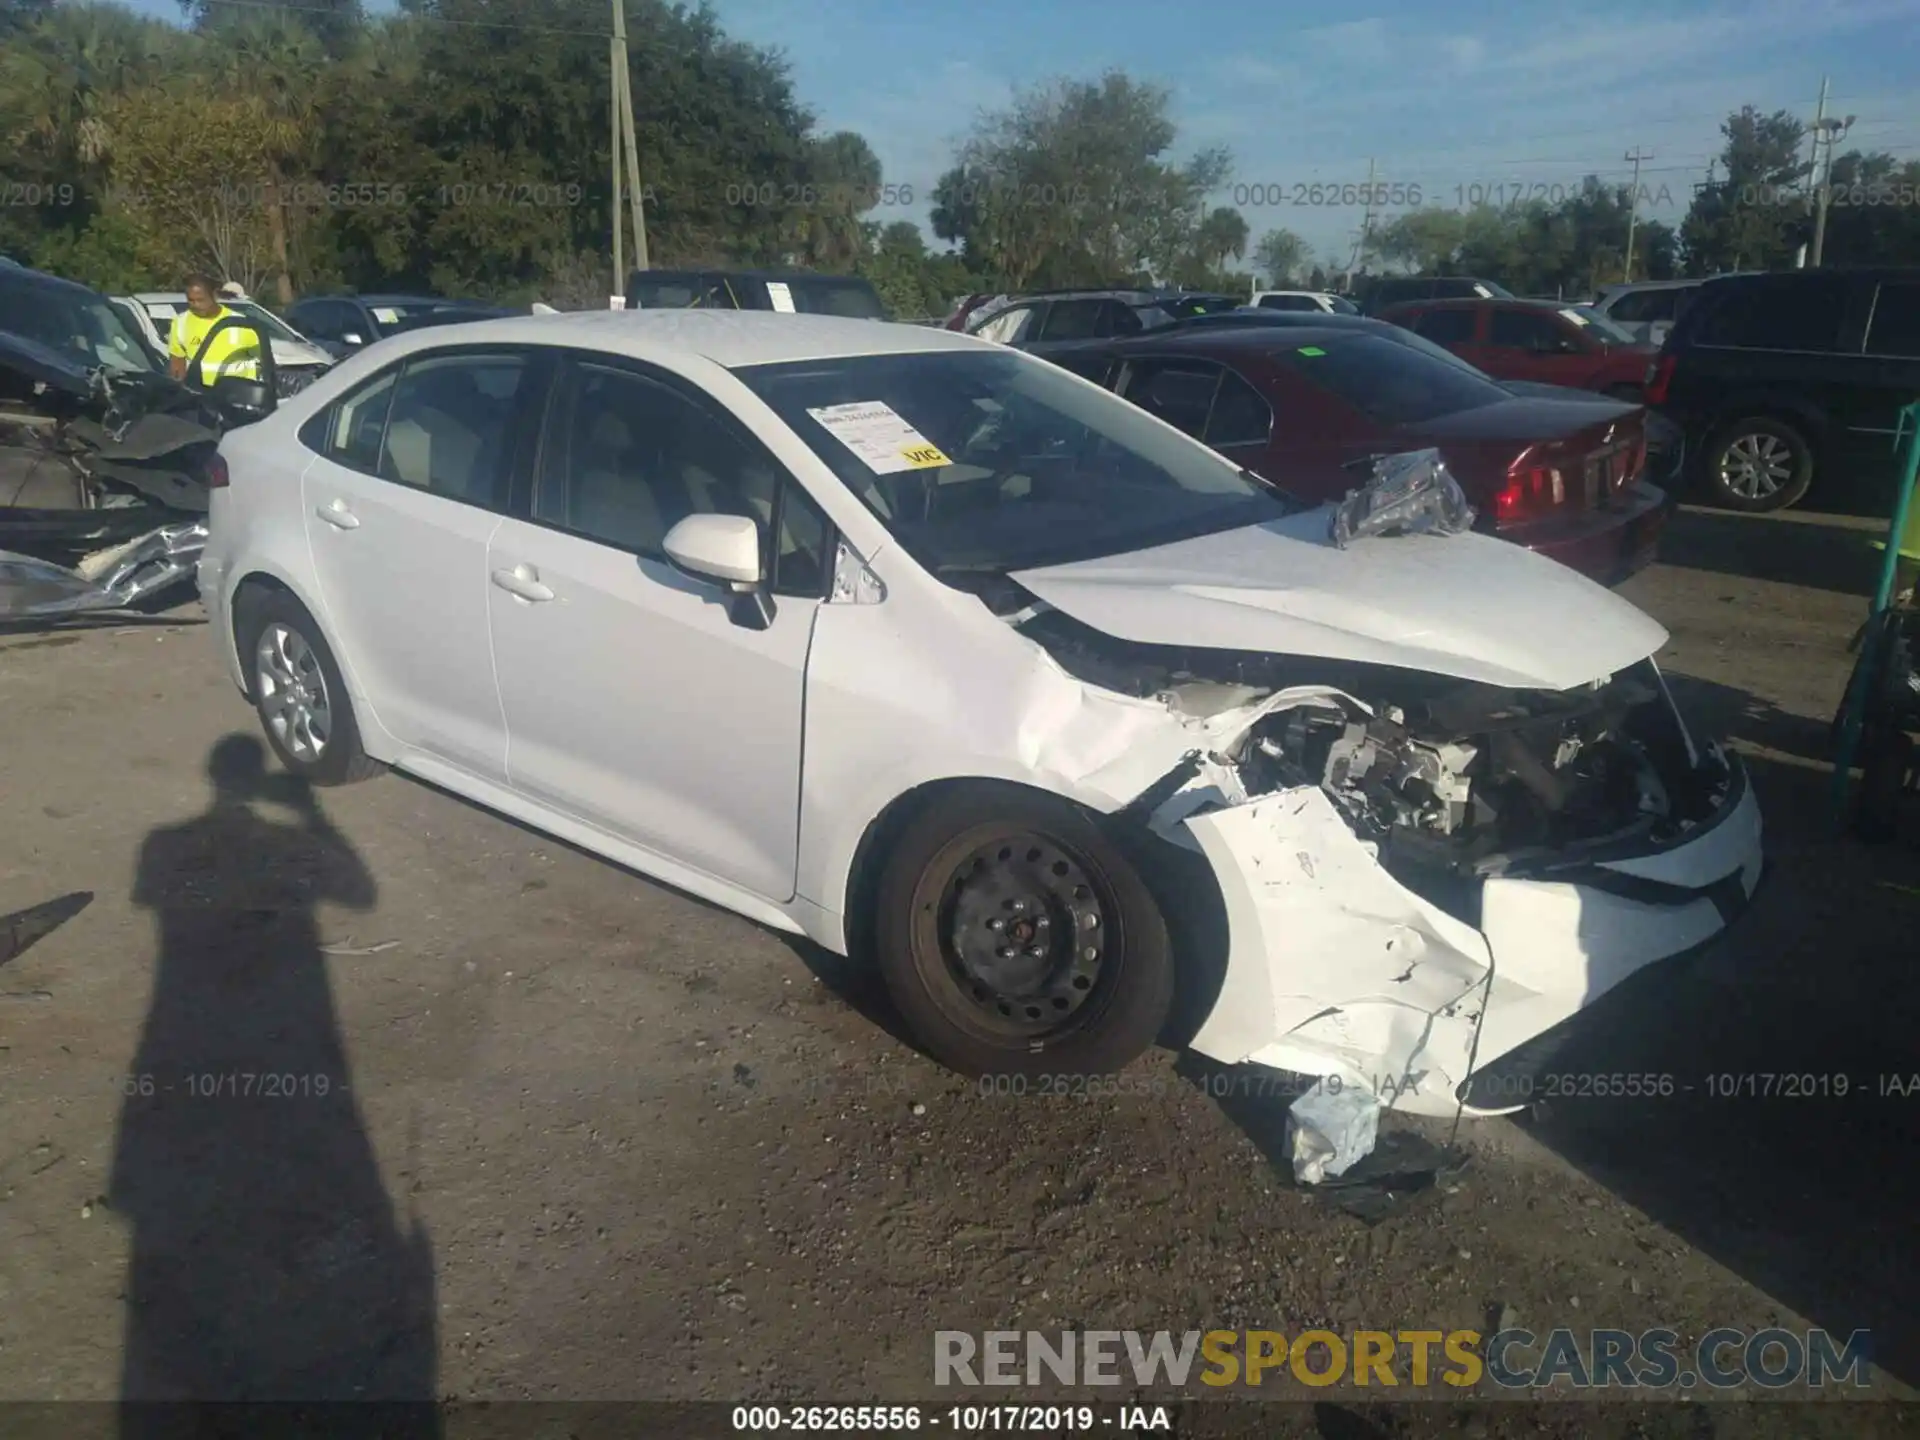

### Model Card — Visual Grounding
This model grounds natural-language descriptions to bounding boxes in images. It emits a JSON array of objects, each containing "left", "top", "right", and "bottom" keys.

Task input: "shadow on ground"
[
  {"left": 1511, "top": 721, "right": 1920, "bottom": 1388},
  {"left": 109, "top": 734, "right": 440, "bottom": 1434},
  {"left": 1656, "top": 506, "right": 1890, "bottom": 597}
]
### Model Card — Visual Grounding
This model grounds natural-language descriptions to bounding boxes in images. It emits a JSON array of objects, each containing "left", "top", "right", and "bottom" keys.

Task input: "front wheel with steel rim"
[
  {"left": 236, "top": 587, "right": 383, "bottom": 786},
  {"left": 1703, "top": 414, "right": 1813, "bottom": 512},
  {"left": 874, "top": 786, "right": 1175, "bottom": 1079}
]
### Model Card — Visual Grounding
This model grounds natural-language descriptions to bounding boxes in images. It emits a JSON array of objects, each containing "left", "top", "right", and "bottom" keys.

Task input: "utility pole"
[
  {"left": 1806, "top": 76, "right": 1829, "bottom": 216},
  {"left": 1345, "top": 157, "right": 1376, "bottom": 290},
  {"left": 609, "top": 0, "right": 649, "bottom": 304},
  {"left": 1810, "top": 104, "right": 1856, "bottom": 267},
  {"left": 1622, "top": 147, "right": 1653, "bottom": 282}
]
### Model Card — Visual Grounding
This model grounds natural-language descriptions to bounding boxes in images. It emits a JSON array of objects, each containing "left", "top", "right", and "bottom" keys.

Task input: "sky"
[{"left": 116, "top": 0, "right": 1920, "bottom": 269}]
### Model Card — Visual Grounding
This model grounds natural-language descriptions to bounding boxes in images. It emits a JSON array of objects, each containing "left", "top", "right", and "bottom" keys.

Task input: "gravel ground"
[{"left": 1, "top": 504, "right": 1917, "bottom": 1434}]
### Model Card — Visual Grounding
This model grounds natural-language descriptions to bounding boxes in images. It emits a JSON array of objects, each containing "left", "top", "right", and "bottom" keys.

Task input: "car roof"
[
  {"left": 634, "top": 268, "right": 879, "bottom": 283},
  {"left": 1046, "top": 320, "right": 1382, "bottom": 357},
  {"left": 354, "top": 309, "right": 984, "bottom": 369},
  {"left": 1382, "top": 295, "right": 1573, "bottom": 311},
  {"left": 0, "top": 263, "right": 107, "bottom": 301}
]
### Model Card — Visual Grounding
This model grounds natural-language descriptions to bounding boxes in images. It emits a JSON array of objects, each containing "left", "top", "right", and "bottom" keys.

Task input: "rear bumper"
[{"left": 1503, "top": 481, "right": 1670, "bottom": 586}]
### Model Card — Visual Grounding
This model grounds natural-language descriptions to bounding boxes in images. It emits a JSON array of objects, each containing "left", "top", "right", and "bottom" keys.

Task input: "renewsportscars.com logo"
[{"left": 933, "top": 1328, "right": 1873, "bottom": 1391}]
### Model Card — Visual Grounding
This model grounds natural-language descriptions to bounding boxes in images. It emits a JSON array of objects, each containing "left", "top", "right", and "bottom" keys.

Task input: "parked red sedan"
[
  {"left": 1042, "top": 321, "right": 1668, "bottom": 586},
  {"left": 1376, "top": 297, "right": 1657, "bottom": 399}
]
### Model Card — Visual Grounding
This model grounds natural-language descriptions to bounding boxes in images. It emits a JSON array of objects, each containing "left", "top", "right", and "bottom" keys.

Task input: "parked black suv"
[
  {"left": 1648, "top": 267, "right": 1920, "bottom": 512},
  {"left": 625, "top": 268, "right": 890, "bottom": 320},
  {"left": 286, "top": 294, "right": 510, "bottom": 359},
  {"left": 1355, "top": 275, "right": 1513, "bottom": 314}
]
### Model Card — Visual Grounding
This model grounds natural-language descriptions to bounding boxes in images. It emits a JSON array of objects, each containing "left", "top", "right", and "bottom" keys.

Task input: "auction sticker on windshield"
[
  {"left": 806, "top": 401, "right": 951, "bottom": 473},
  {"left": 372, "top": 307, "right": 400, "bottom": 324},
  {"left": 766, "top": 281, "right": 797, "bottom": 312}
]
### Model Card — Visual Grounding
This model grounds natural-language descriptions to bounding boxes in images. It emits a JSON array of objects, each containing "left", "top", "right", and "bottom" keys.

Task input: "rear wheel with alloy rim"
[
  {"left": 1704, "top": 414, "right": 1813, "bottom": 512},
  {"left": 874, "top": 787, "right": 1174, "bottom": 1078},
  {"left": 236, "top": 587, "right": 384, "bottom": 786}
]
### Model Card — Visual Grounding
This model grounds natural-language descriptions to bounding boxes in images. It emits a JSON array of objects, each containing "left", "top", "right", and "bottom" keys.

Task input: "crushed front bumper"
[{"left": 1178, "top": 752, "right": 1764, "bottom": 1118}]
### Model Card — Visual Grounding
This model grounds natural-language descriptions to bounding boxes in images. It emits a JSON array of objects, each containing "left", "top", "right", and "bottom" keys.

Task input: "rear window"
[
  {"left": 1273, "top": 333, "right": 1509, "bottom": 425},
  {"left": 786, "top": 279, "right": 887, "bottom": 319},
  {"left": 1692, "top": 275, "right": 1846, "bottom": 351}
]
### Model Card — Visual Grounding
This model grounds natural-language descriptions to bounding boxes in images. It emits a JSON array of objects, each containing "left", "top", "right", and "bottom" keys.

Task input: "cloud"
[{"left": 1296, "top": 17, "right": 1390, "bottom": 65}]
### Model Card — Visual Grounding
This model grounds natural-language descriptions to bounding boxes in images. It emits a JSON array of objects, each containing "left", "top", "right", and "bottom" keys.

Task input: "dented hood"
[{"left": 1009, "top": 508, "right": 1669, "bottom": 691}]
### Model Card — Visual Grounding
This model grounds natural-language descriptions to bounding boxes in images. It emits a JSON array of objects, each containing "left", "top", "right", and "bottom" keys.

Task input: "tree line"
[{"left": 2, "top": 0, "right": 1916, "bottom": 315}]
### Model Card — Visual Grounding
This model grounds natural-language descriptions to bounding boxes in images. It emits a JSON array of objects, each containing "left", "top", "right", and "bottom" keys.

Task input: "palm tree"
[
  {"left": 0, "top": 3, "right": 171, "bottom": 192},
  {"left": 1194, "top": 205, "right": 1249, "bottom": 272},
  {"left": 201, "top": 10, "right": 326, "bottom": 303}
]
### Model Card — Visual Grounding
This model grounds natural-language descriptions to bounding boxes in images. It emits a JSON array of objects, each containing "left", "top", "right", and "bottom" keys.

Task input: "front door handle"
[
  {"left": 491, "top": 564, "right": 555, "bottom": 603},
  {"left": 315, "top": 500, "right": 359, "bottom": 529}
]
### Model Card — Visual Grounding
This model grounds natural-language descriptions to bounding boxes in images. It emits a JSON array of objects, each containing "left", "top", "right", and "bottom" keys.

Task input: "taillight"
[
  {"left": 1493, "top": 452, "right": 1565, "bottom": 524},
  {"left": 207, "top": 453, "right": 230, "bottom": 488},
  {"left": 1644, "top": 355, "right": 1676, "bottom": 406}
]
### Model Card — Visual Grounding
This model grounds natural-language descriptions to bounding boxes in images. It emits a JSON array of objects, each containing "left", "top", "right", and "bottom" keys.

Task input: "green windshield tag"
[{"left": 1297, "top": 345, "right": 1326, "bottom": 356}]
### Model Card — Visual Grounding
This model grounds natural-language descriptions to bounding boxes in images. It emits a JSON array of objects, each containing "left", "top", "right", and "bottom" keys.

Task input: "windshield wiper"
[{"left": 1238, "top": 464, "right": 1310, "bottom": 512}]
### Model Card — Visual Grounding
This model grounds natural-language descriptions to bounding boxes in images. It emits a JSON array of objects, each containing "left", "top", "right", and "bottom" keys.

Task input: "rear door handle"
[
  {"left": 491, "top": 564, "right": 555, "bottom": 603},
  {"left": 315, "top": 500, "right": 359, "bottom": 529}
]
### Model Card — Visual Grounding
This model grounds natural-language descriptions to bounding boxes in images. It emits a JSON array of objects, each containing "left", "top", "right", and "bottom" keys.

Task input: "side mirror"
[
  {"left": 340, "top": 332, "right": 364, "bottom": 347},
  {"left": 662, "top": 513, "right": 773, "bottom": 629},
  {"left": 210, "top": 375, "right": 274, "bottom": 421}
]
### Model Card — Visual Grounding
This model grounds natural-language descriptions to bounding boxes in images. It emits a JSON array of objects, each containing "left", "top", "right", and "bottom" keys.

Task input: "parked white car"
[
  {"left": 115, "top": 291, "right": 335, "bottom": 392},
  {"left": 200, "top": 311, "right": 1762, "bottom": 1117},
  {"left": 1249, "top": 290, "right": 1361, "bottom": 315}
]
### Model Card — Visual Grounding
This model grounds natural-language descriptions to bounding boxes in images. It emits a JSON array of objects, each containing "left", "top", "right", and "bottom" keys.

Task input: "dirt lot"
[{"left": 2, "top": 504, "right": 1918, "bottom": 1433}]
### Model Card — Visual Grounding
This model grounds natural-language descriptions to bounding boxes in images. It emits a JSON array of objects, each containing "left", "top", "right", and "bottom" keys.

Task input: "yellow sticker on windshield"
[
  {"left": 807, "top": 401, "right": 951, "bottom": 474},
  {"left": 1297, "top": 345, "right": 1326, "bottom": 356}
]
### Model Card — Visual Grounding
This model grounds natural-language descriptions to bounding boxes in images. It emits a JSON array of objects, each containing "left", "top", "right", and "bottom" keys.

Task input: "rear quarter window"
[{"left": 1692, "top": 275, "right": 1847, "bottom": 351}]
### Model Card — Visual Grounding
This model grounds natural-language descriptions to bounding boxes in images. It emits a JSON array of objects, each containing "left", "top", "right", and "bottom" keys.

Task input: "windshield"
[
  {"left": 232, "top": 301, "right": 305, "bottom": 344},
  {"left": 735, "top": 349, "right": 1293, "bottom": 576},
  {"left": 1561, "top": 305, "right": 1637, "bottom": 345},
  {"left": 385, "top": 307, "right": 509, "bottom": 334},
  {"left": 1273, "top": 333, "right": 1509, "bottom": 425},
  {"left": 2, "top": 279, "right": 157, "bottom": 374}
]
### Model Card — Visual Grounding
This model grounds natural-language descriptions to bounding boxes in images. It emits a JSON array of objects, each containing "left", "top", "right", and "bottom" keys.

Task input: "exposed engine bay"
[
  {"left": 1010, "top": 599, "right": 1725, "bottom": 888},
  {"left": 1, "top": 343, "right": 227, "bottom": 618}
]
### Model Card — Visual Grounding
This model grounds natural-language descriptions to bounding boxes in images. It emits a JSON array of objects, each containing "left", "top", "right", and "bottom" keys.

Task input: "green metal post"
[{"left": 1831, "top": 398, "right": 1920, "bottom": 823}]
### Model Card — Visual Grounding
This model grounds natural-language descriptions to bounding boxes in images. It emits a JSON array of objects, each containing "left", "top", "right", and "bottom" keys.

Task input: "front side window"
[
  {"left": 375, "top": 352, "right": 529, "bottom": 506},
  {"left": 734, "top": 348, "right": 1297, "bottom": 579},
  {"left": 534, "top": 362, "right": 828, "bottom": 593}
]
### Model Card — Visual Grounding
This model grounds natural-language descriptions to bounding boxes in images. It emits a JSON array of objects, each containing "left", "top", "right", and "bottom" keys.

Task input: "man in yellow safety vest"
[{"left": 168, "top": 274, "right": 261, "bottom": 387}]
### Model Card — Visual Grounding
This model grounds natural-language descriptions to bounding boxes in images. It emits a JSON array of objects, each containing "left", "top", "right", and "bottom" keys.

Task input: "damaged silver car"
[{"left": 1, "top": 262, "right": 275, "bottom": 619}]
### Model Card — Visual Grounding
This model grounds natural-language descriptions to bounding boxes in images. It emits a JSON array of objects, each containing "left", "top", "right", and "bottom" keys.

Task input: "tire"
[
  {"left": 1701, "top": 414, "right": 1814, "bottom": 512},
  {"left": 873, "top": 785, "right": 1174, "bottom": 1079},
  {"left": 1855, "top": 727, "right": 1913, "bottom": 844},
  {"left": 235, "top": 587, "right": 384, "bottom": 786}
]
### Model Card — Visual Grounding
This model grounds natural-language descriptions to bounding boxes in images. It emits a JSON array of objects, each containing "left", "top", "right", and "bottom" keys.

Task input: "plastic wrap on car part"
[
  {"left": 0, "top": 519, "right": 207, "bottom": 619},
  {"left": 1329, "top": 449, "right": 1476, "bottom": 550}
]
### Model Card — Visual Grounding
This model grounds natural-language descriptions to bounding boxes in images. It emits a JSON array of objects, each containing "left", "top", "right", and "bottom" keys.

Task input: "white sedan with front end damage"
[{"left": 199, "top": 310, "right": 1762, "bottom": 1118}]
